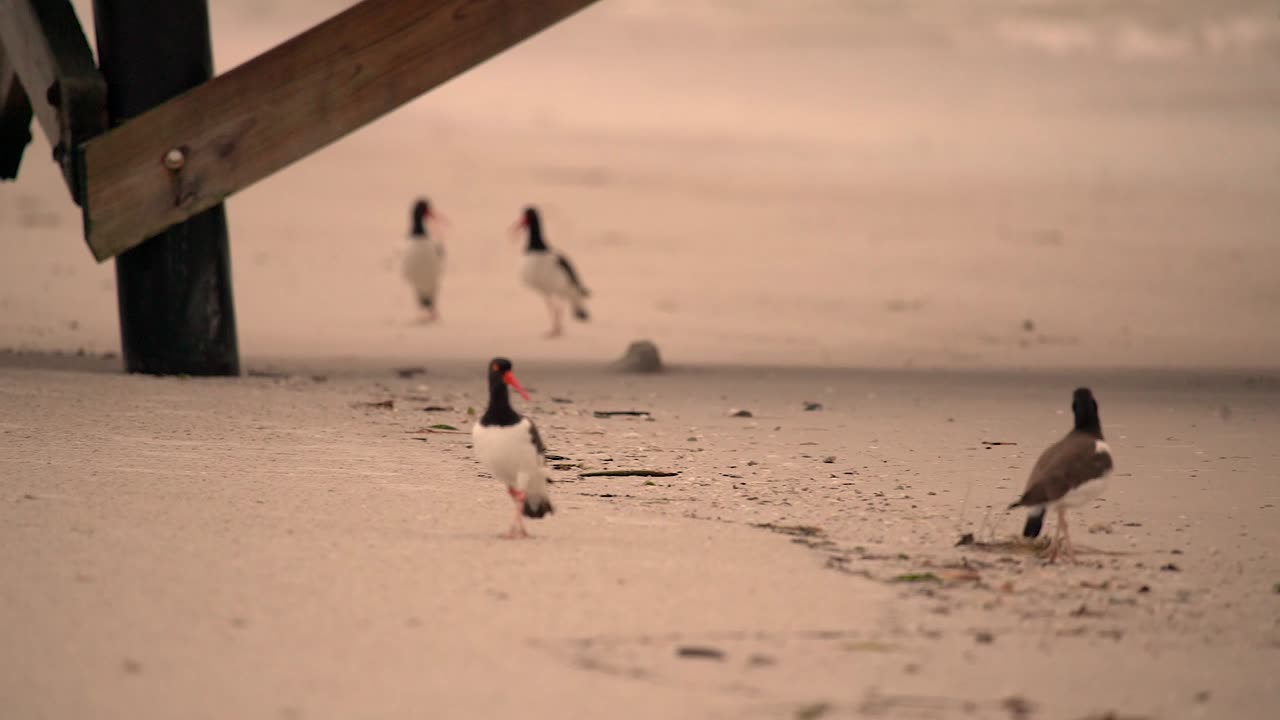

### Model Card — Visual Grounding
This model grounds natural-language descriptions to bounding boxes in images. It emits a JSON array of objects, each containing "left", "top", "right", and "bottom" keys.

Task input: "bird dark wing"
[
  {"left": 1011, "top": 433, "right": 1112, "bottom": 508},
  {"left": 556, "top": 254, "right": 589, "bottom": 296},
  {"left": 527, "top": 420, "right": 547, "bottom": 456}
]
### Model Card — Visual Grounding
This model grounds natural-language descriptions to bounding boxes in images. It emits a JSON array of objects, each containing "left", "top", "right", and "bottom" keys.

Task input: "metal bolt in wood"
[{"left": 162, "top": 147, "right": 184, "bottom": 170}]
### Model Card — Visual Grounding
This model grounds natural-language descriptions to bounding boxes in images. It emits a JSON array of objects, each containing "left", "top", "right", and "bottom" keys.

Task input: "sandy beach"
[
  {"left": 2, "top": 360, "right": 1278, "bottom": 719},
  {"left": 2, "top": 1, "right": 1279, "bottom": 718}
]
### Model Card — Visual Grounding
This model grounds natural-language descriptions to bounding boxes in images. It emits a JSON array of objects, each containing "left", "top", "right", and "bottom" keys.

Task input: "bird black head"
[
  {"left": 514, "top": 206, "right": 546, "bottom": 251},
  {"left": 488, "top": 356, "right": 512, "bottom": 380},
  {"left": 487, "top": 357, "right": 530, "bottom": 401},
  {"left": 1071, "top": 387, "right": 1102, "bottom": 435},
  {"left": 410, "top": 198, "right": 433, "bottom": 237}
]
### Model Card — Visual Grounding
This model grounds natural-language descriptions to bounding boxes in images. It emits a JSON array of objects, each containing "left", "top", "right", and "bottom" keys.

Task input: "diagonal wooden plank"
[
  {"left": 0, "top": 0, "right": 106, "bottom": 194},
  {"left": 80, "top": 0, "right": 603, "bottom": 261}
]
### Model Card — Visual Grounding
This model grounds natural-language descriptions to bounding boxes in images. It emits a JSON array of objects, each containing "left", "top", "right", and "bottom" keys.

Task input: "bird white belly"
[
  {"left": 522, "top": 252, "right": 572, "bottom": 297},
  {"left": 403, "top": 241, "right": 444, "bottom": 294},
  {"left": 472, "top": 420, "right": 541, "bottom": 486},
  {"left": 1055, "top": 476, "right": 1108, "bottom": 509}
]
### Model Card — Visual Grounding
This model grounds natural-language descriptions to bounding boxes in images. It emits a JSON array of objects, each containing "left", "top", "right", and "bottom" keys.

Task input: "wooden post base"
[{"left": 93, "top": 0, "right": 239, "bottom": 375}]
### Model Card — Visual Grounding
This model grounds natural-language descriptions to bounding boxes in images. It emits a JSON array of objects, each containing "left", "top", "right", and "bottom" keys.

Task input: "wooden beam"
[
  {"left": 80, "top": 0, "right": 602, "bottom": 261},
  {"left": 0, "top": 44, "right": 34, "bottom": 179},
  {"left": 0, "top": 0, "right": 106, "bottom": 195}
]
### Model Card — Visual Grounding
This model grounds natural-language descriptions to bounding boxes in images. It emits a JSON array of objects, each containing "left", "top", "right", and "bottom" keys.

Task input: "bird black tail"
[
  {"left": 417, "top": 294, "right": 435, "bottom": 309},
  {"left": 1022, "top": 508, "right": 1045, "bottom": 538},
  {"left": 523, "top": 495, "right": 554, "bottom": 519},
  {"left": 572, "top": 305, "right": 589, "bottom": 322}
]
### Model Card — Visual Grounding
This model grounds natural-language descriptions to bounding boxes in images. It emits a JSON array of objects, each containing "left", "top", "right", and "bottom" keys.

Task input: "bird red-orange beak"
[{"left": 502, "top": 370, "right": 530, "bottom": 402}]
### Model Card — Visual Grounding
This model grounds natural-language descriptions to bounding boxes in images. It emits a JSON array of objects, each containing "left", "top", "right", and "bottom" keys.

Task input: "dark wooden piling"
[{"left": 91, "top": 0, "right": 239, "bottom": 375}]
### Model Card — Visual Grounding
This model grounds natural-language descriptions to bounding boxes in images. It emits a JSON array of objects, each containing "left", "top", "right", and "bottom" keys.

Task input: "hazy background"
[{"left": 3, "top": 0, "right": 1278, "bottom": 369}]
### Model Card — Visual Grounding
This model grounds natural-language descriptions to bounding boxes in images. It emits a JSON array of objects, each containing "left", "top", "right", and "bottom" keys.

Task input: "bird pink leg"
[
  {"left": 1046, "top": 509, "right": 1063, "bottom": 563},
  {"left": 412, "top": 299, "right": 438, "bottom": 325},
  {"left": 1058, "top": 506, "right": 1076, "bottom": 563},
  {"left": 543, "top": 295, "right": 563, "bottom": 338},
  {"left": 500, "top": 488, "right": 529, "bottom": 539}
]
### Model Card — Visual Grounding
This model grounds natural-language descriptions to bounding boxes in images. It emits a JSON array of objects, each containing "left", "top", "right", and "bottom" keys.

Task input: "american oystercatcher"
[
  {"left": 402, "top": 198, "right": 445, "bottom": 322},
  {"left": 471, "top": 357, "right": 555, "bottom": 538},
  {"left": 1009, "top": 388, "right": 1114, "bottom": 562},
  {"left": 515, "top": 206, "right": 590, "bottom": 337}
]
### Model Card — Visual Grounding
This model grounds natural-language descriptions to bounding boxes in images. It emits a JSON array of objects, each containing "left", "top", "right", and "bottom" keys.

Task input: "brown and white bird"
[
  {"left": 1009, "top": 387, "right": 1114, "bottom": 563},
  {"left": 402, "top": 198, "right": 445, "bottom": 322},
  {"left": 471, "top": 357, "right": 555, "bottom": 539},
  {"left": 514, "top": 206, "right": 589, "bottom": 337}
]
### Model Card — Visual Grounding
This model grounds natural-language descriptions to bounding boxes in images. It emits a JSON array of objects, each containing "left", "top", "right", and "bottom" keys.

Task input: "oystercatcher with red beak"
[
  {"left": 515, "top": 206, "right": 590, "bottom": 337},
  {"left": 1009, "top": 388, "right": 1114, "bottom": 563},
  {"left": 402, "top": 198, "right": 445, "bottom": 322},
  {"left": 471, "top": 357, "right": 555, "bottom": 538}
]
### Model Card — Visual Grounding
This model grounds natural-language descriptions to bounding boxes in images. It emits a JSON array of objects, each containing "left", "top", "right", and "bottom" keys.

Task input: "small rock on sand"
[{"left": 615, "top": 340, "right": 663, "bottom": 373}]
